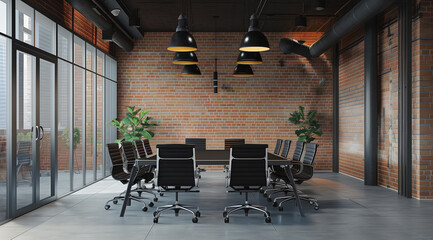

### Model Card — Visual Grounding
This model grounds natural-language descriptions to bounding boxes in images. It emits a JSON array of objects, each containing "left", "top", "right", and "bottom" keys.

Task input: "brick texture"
[{"left": 116, "top": 32, "right": 333, "bottom": 171}]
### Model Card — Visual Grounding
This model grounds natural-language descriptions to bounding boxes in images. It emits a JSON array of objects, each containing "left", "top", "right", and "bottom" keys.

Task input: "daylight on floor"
[{"left": 0, "top": 0, "right": 432, "bottom": 239}]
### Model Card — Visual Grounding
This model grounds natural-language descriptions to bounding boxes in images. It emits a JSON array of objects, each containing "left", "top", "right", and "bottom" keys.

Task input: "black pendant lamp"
[
  {"left": 239, "top": 14, "right": 270, "bottom": 52},
  {"left": 168, "top": 14, "right": 197, "bottom": 52},
  {"left": 182, "top": 64, "right": 201, "bottom": 76},
  {"left": 173, "top": 52, "right": 198, "bottom": 65},
  {"left": 237, "top": 51, "right": 262, "bottom": 65},
  {"left": 233, "top": 64, "right": 253, "bottom": 77}
]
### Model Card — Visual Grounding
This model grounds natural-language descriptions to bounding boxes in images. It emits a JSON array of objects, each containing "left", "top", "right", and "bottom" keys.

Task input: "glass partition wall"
[{"left": 0, "top": 0, "right": 117, "bottom": 223}]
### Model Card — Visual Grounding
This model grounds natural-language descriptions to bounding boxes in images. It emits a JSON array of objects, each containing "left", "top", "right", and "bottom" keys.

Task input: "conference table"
[{"left": 119, "top": 149, "right": 305, "bottom": 217}]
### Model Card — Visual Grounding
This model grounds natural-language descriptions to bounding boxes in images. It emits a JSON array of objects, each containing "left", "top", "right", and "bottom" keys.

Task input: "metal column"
[
  {"left": 364, "top": 17, "right": 378, "bottom": 185},
  {"left": 333, "top": 44, "right": 339, "bottom": 173},
  {"left": 398, "top": 0, "right": 412, "bottom": 197}
]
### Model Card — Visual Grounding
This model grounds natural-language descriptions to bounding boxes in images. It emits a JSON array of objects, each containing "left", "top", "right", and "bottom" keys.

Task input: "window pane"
[
  {"left": 85, "top": 71, "right": 94, "bottom": 184},
  {"left": 86, "top": 43, "right": 95, "bottom": 72},
  {"left": 111, "top": 59, "right": 117, "bottom": 82},
  {"left": 104, "top": 79, "right": 116, "bottom": 177},
  {"left": 58, "top": 26, "right": 72, "bottom": 61},
  {"left": 96, "top": 50, "right": 104, "bottom": 76},
  {"left": 74, "top": 36, "right": 85, "bottom": 67},
  {"left": 16, "top": 51, "right": 35, "bottom": 209},
  {"left": 96, "top": 76, "right": 103, "bottom": 179},
  {"left": 73, "top": 66, "right": 84, "bottom": 190},
  {"left": 58, "top": 60, "right": 72, "bottom": 196},
  {"left": 0, "top": 35, "right": 11, "bottom": 222},
  {"left": 15, "top": 0, "right": 34, "bottom": 45},
  {"left": 35, "top": 11, "right": 56, "bottom": 54},
  {"left": 0, "top": 0, "right": 11, "bottom": 35},
  {"left": 105, "top": 56, "right": 117, "bottom": 82}
]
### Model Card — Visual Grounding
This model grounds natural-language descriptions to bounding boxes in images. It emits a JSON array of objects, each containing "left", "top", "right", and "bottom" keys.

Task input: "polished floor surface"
[{"left": 1, "top": 172, "right": 433, "bottom": 240}]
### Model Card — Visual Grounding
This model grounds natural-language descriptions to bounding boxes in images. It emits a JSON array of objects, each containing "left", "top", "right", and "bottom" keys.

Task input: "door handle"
[
  {"left": 33, "top": 126, "right": 39, "bottom": 141},
  {"left": 39, "top": 126, "right": 44, "bottom": 140}
]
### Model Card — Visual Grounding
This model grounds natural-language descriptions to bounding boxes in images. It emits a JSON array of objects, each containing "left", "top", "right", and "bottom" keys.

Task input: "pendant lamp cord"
[{"left": 255, "top": 0, "right": 268, "bottom": 17}]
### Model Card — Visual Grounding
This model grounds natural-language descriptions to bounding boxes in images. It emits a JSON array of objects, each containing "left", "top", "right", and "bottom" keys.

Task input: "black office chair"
[
  {"left": 185, "top": 138, "right": 206, "bottom": 150},
  {"left": 142, "top": 139, "right": 155, "bottom": 157},
  {"left": 104, "top": 143, "right": 150, "bottom": 212},
  {"left": 134, "top": 140, "right": 159, "bottom": 198},
  {"left": 273, "top": 139, "right": 283, "bottom": 155},
  {"left": 16, "top": 141, "right": 32, "bottom": 179},
  {"left": 224, "top": 144, "right": 271, "bottom": 223},
  {"left": 153, "top": 144, "right": 200, "bottom": 223},
  {"left": 121, "top": 141, "right": 158, "bottom": 202},
  {"left": 263, "top": 140, "right": 292, "bottom": 196},
  {"left": 273, "top": 143, "right": 319, "bottom": 211},
  {"left": 224, "top": 138, "right": 245, "bottom": 150}
]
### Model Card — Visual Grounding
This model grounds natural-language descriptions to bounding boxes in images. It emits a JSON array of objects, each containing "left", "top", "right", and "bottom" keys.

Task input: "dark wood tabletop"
[{"left": 137, "top": 149, "right": 291, "bottom": 165}]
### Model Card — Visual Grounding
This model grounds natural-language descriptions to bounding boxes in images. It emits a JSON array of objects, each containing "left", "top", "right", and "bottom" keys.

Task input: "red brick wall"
[
  {"left": 116, "top": 32, "right": 334, "bottom": 171},
  {"left": 412, "top": 0, "right": 433, "bottom": 199}
]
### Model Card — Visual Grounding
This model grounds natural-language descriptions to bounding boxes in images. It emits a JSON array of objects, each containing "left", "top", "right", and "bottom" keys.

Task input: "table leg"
[
  {"left": 120, "top": 166, "right": 138, "bottom": 217},
  {"left": 284, "top": 166, "right": 305, "bottom": 217}
]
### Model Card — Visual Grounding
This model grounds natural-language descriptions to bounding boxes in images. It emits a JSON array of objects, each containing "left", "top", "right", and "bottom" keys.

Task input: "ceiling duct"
[
  {"left": 279, "top": 38, "right": 311, "bottom": 58},
  {"left": 66, "top": 0, "right": 134, "bottom": 52},
  {"left": 279, "top": 0, "right": 396, "bottom": 58}
]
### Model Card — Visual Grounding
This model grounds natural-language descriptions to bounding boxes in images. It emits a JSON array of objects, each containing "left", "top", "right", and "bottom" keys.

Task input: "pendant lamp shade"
[
  {"left": 181, "top": 64, "right": 201, "bottom": 76},
  {"left": 233, "top": 64, "right": 253, "bottom": 77},
  {"left": 168, "top": 14, "right": 198, "bottom": 52},
  {"left": 173, "top": 52, "right": 198, "bottom": 65},
  {"left": 239, "top": 14, "right": 270, "bottom": 52},
  {"left": 237, "top": 51, "right": 262, "bottom": 64}
]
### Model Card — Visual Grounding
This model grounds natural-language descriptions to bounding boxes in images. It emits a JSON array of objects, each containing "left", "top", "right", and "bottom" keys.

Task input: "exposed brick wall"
[
  {"left": 338, "top": 2, "right": 433, "bottom": 199},
  {"left": 23, "top": 0, "right": 112, "bottom": 54},
  {"left": 412, "top": 0, "right": 433, "bottom": 199},
  {"left": 116, "top": 32, "right": 334, "bottom": 171}
]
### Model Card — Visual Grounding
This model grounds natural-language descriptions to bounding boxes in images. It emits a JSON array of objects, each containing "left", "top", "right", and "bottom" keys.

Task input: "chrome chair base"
[
  {"left": 273, "top": 194, "right": 319, "bottom": 211},
  {"left": 223, "top": 192, "right": 271, "bottom": 223},
  {"left": 104, "top": 193, "right": 153, "bottom": 212},
  {"left": 153, "top": 192, "right": 200, "bottom": 223}
]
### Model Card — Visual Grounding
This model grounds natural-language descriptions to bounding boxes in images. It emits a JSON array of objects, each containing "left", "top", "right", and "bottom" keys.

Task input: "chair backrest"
[
  {"left": 142, "top": 139, "right": 153, "bottom": 156},
  {"left": 156, "top": 144, "right": 196, "bottom": 189},
  {"left": 134, "top": 140, "right": 147, "bottom": 158},
  {"left": 185, "top": 138, "right": 206, "bottom": 150},
  {"left": 121, "top": 141, "right": 137, "bottom": 172},
  {"left": 281, "top": 140, "right": 292, "bottom": 158},
  {"left": 293, "top": 141, "right": 305, "bottom": 161},
  {"left": 106, "top": 143, "right": 127, "bottom": 179},
  {"left": 273, "top": 139, "right": 283, "bottom": 155},
  {"left": 303, "top": 143, "right": 318, "bottom": 165},
  {"left": 229, "top": 144, "right": 268, "bottom": 189},
  {"left": 224, "top": 138, "right": 245, "bottom": 150}
]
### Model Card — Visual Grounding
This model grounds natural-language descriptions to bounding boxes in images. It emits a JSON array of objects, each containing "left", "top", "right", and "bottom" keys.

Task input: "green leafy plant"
[
  {"left": 109, "top": 106, "right": 157, "bottom": 144},
  {"left": 61, "top": 127, "right": 81, "bottom": 151},
  {"left": 289, "top": 106, "right": 322, "bottom": 143},
  {"left": 17, "top": 132, "right": 32, "bottom": 141}
]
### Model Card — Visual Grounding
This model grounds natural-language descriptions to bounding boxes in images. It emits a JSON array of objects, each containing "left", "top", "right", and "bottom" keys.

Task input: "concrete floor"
[{"left": 1, "top": 172, "right": 433, "bottom": 240}]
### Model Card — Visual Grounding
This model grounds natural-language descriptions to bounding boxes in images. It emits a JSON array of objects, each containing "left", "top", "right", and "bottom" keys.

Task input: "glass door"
[{"left": 15, "top": 50, "right": 55, "bottom": 213}]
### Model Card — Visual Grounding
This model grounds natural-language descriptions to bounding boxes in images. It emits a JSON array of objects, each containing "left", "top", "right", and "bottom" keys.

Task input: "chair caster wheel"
[
  {"left": 160, "top": 193, "right": 164, "bottom": 196},
  {"left": 278, "top": 206, "right": 283, "bottom": 211},
  {"left": 196, "top": 211, "right": 201, "bottom": 217},
  {"left": 153, "top": 211, "right": 157, "bottom": 217},
  {"left": 153, "top": 218, "right": 158, "bottom": 223},
  {"left": 265, "top": 217, "right": 272, "bottom": 223},
  {"left": 263, "top": 193, "right": 268, "bottom": 198},
  {"left": 223, "top": 211, "right": 227, "bottom": 217},
  {"left": 264, "top": 211, "right": 270, "bottom": 217},
  {"left": 259, "top": 189, "right": 264, "bottom": 193},
  {"left": 192, "top": 217, "right": 198, "bottom": 223},
  {"left": 142, "top": 207, "right": 148, "bottom": 212},
  {"left": 224, "top": 217, "right": 229, "bottom": 223},
  {"left": 267, "top": 197, "right": 272, "bottom": 202},
  {"left": 113, "top": 200, "right": 118, "bottom": 204},
  {"left": 149, "top": 202, "right": 154, "bottom": 207},
  {"left": 154, "top": 197, "right": 158, "bottom": 202},
  {"left": 244, "top": 209, "right": 249, "bottom": 216},
  {"left": 104, "top": 205, "right": 110, "bottom": 210},
  {"left": 309, "top": 201, "right": 314, "bottom": 205},
  {"left": 273, "top": 202, "right": 278, "bottom": 207},
  {"left": 175, "top": 209, "right": 179, "bottom": 216},
  {"left": 314, "top": 206, "right": 319, "bottom": 210}
]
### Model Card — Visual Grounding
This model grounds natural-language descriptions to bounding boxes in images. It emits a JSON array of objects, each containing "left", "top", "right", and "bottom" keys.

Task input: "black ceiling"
[{"left": 121, "top": 0, "right": 357, "bottom": 33}]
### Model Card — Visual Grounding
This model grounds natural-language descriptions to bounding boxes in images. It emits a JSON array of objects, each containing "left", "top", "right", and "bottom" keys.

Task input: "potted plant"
[
  {"left": 289, "top": 106, "right": 322, "bottom": 160},
  {"left": 109, "top": 106, "right": 158, "bottom": 144}
]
